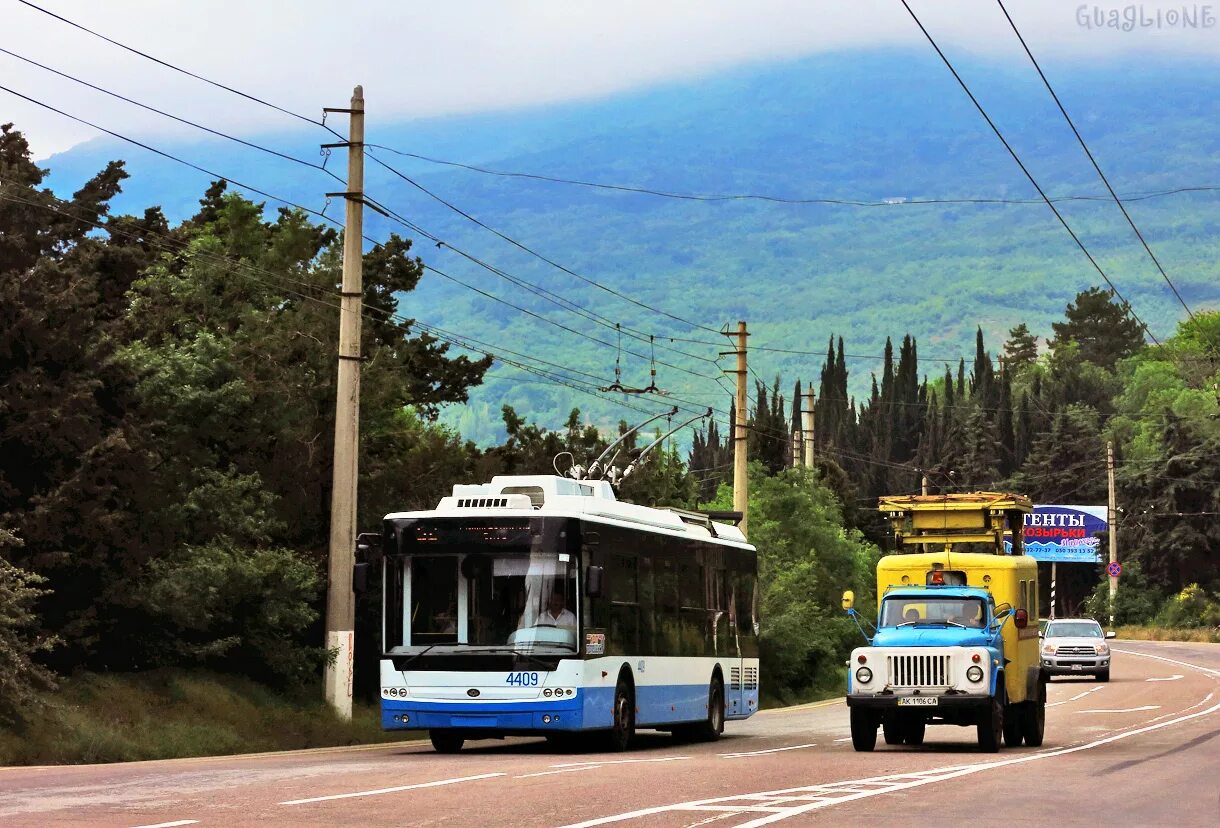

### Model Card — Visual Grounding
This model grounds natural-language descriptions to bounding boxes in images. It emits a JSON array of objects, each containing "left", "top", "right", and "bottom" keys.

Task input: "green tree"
[
  {"left": 0, "top": 529, "right": 57, "bottom": 721},
  {"left": 1050, "top": 287, "right": 1146, "bottom": 370},
  {"left": 1003, "top": 322, "right": 1039, "bottom": 371}
]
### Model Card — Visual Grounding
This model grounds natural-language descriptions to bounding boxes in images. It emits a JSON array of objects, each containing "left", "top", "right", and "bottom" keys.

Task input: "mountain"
[{"left": 41, "top": 49, "right": 1220, "bottom": 443}]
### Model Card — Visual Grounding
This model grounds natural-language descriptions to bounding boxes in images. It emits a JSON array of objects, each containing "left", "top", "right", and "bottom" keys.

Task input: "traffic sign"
[{"left": 1107, "top": 561, "right": 1122, "bottom": 577}]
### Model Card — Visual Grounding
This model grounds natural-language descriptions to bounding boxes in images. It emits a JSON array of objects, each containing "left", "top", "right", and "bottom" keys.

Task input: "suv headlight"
[
  {"left": 966, "top": 665, "right": 985, "bottom": 683},
  {"left": 1042, "top": 644, "right": 1056, "bottom": 655},
  {"left": 855, "top": 666, "right": 873, "bottom": 684},
  {"left": 1095, "top": 644, "right": 1109, "bottom": 655}
]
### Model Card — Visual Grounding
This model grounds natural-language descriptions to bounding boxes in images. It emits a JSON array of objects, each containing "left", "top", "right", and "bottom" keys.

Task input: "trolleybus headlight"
[
  {"left": 855, "top": 667, "right": 873, "bottom": 684},
  {"left": 542, "top": 715, "right": 552, "bottom": 723},
  {"left": 967, "top": 665, "right": 985, "bottom": 683}
]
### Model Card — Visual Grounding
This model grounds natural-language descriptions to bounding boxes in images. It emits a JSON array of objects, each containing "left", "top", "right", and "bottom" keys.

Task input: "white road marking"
[
  {"left": 833, "top": 737, "right": 853, "bottom": 742},
  {"left": 516, "top": 766, "right": 599, "bottom": 779},
  {"left": 558, "top": 661, "right": 1220, "bottom": 828},
  {"left": 552, "top": 756, "right": 690, "bottom": 768},
  {"left": 719, "top": 743, "right": 817, "bottom": 758},
  {"left": 1112, "top": 647, "right": 1220, "bottom": 678},
  {"left": 681, "top": 814, "right": 739, "bottom": 827},
  {"left": 1047, "top": 685, "right": 1105, "bottom": 707},
  {"left": 129, "top": 822, "right": 199, "bottom": 828},
  {"left": 1079, "top": 706, "right": 1161, "bottom": 714},
  {"left": 1145, "top": 674, "right": 1184, "bottom": 682},
  {"left": 279, "top": 772, "right": 504, "bottom": 805}
]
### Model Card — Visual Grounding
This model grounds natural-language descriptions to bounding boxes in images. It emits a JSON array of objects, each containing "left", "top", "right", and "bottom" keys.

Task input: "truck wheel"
[
  {"left": 905, "top": 718, "right": 926, "bottom": 746},
  {"left": 882, "top": 715, "right": 903, "bottom": 746},
  {"left": 604, "top": 678, "right": 635, "bottom": 752},
  {"left": 429, "top": 730, "right": 464, "bottom": 754},
  {"left": 1021, "top": 700, "right": 1046, "bottom": 747},
  {"left": 850, "top": 707, "right": 877, "bottom": 752},
  {"left": 1003, "top": 703, "right": 1024, "bottom": 747},
  {"left": 977, "top": 697, "right": 1004, "bottom": 753}
]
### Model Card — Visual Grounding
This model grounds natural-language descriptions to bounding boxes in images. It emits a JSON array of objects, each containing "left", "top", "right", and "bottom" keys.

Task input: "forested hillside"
[{"left": 42, "top": 50, "right": 1220, "bottom": 443}]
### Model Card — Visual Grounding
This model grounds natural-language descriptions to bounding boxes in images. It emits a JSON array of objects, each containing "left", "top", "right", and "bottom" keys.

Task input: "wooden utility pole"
[
  {"left": 802, "top": 390, "right": 815, "bottom": 468},
  {"left": 732, "top": 321, "right": 749, "bottom": 536},
  {"left": 323, "top": 85, "right": 364, "bottom": 720},
  {"left": 1107, "top": 440, "right": 1117, "bottom": 626}
]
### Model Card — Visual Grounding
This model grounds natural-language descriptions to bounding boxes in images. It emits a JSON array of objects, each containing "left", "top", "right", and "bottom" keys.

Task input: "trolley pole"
[
  {"left": 1107, "top": 440, "right": 1117, "bottom": 627},
  {"left": 323, "top": 85, "right": 365, "bottom": 720},
  {"left": 731, "top": 321, "right": 749, "bottom": 536},
  {"left": 802, "top": 389, "right": 815, "bottom": 468}
]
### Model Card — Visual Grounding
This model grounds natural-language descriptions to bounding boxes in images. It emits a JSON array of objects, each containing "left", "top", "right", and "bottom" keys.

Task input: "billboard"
[{"left": 1003, "top": 505, "right": 1107, "bottom": 563}]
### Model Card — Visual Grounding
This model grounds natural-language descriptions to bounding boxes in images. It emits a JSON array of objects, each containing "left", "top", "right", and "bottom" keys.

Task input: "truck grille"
[
  {"left": 887, "top": 654, "right": 951, "bottom": 687},
  {"left": 1056, "top": 646, "right": 1096, "bottom": 656}
]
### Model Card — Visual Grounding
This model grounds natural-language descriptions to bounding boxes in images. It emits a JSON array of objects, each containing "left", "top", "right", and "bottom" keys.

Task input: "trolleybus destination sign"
[{"left": 1002, "top": 504, "right": 1107, "bottom": 563}]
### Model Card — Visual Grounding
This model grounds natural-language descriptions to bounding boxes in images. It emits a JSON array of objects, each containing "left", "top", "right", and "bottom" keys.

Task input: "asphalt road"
[{"left": 2, "top": 640, "right": 1217, "bottom": 827}]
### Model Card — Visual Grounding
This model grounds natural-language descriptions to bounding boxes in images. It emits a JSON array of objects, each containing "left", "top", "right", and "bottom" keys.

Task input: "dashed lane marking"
[
  {"left": 279, "top": 772, "right": 504, "bottom": 805},
  {"left": 1048, "top": 685, "right": 1105, "bottom": 707},
  {"left": 833, "top": 738, "right": 853, "bottom": 743},
  {"left": 516, "top": 766, "right": 599, "bottom": 779},
  {"left": 1080, "top": 706, "right": 1161, "bottom": 714},
  {"left": 552, "top": 757, "right": 690, "bottom": 768},
  {"left": 1145, "top": 675, "right": 1184, "bottom": 682},
  {"left": 719, "top": 744, "right": 817, "bottom": 758},
  {"left": 129, "top": 822, "right": 199, "bottom": 828}
]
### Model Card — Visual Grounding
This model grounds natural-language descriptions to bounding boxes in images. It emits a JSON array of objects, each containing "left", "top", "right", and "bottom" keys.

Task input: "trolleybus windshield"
[{"left": 387, "top": 520, "right": 578, "bottom": 654}]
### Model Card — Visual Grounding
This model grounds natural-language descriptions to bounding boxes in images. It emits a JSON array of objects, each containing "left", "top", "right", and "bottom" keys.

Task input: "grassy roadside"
[
  {"left": 1116, "top": 626, "right": 1220, "bottom": 644},
  {"left": 0, "top": 670, "right": 419, "bottom": 766}
]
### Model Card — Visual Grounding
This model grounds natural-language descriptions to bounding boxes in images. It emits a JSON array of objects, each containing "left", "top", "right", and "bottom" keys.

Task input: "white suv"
[{"left": 1041, "top": 619, "right": 1115, "bottom": 682}]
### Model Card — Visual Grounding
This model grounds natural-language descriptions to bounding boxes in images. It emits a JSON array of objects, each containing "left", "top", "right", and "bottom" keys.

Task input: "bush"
[
  {"left": 0, "top": 529, "right": 57, "bottom": 720},
  {"left": 1081, "top": 560, "right": 1163, "bottom": 625},
  {"left": 138, "top": 541, "right": 324, "bottom": 684},
  {"left": 1155, "top": 584, "right": 1220, "bottom": 629}
]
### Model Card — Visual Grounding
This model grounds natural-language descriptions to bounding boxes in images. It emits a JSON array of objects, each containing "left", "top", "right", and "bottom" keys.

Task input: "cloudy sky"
[{"left": 5, "top": 0, "right": 1220, "bottom": 157}]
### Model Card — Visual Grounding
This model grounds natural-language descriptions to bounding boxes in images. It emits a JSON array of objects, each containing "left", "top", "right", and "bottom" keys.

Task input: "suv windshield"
[
  {"left": 881, "top": 595, "right": 987, "bottom": 628},
  {"left": 1045, "top": 621, "right": 1102, "bottom": 638}
]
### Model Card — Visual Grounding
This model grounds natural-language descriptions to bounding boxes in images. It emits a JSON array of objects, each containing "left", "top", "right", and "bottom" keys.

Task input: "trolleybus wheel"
[
  {"left": 429, "top": 730, "right": 464, "bottom": 754},
  {"left": 692, "top": 677, "right": 725, "bottom": 742},
  {"left": 605, "top": 678, "right": 635, "bottom": 752},
  {"left": 850, "top": 707, "right": 877, "bottom": 752}
]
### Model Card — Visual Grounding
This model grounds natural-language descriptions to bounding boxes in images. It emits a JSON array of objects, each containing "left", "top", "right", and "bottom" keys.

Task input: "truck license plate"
[{"left": 897, "top": 697, "right": 938, "bottom": 707}]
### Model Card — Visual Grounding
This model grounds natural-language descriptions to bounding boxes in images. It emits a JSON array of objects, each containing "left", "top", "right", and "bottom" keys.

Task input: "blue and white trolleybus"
[{"left": 373, "top": 474, "right": 759, "bottom": 752}]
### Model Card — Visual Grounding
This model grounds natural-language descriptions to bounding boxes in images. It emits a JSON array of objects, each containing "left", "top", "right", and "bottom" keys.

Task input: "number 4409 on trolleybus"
[{"left": 359, "top": 474, "right": 759, "bottom": 753}]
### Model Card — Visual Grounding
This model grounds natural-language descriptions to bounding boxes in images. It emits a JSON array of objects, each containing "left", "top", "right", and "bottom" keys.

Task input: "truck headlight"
[
  {"left": 967, "top": 665, "right": 985, "bottom": 683},
  {"left": 855, "top": 667, "right": 873, "bottom": 684}
]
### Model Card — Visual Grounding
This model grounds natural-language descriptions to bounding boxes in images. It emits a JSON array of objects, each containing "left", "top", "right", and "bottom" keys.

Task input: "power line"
[
  {"left": 994, "top": 0, "right": 1217, "bottom": 358},
  {"left": 14, "top": 0, "right": 729, "bottom": 345},
  {"left": 0, "top": 45, "right": 342, "bottom": 181},
  {"left": 365, "top": 142, "right": 1220, "bottom": 210},
  {"left": 364, "top": 149, "right": 725, "bottom": 335},
  {"left": 12, "top": 0, "right": 325, "bottom": 130},
  {"left": 898, "top": 0, "right": 1161, "bottom": 347}
]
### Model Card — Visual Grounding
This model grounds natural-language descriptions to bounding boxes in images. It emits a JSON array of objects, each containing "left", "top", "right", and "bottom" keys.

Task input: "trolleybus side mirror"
[
  {"left": 841, "top": 590, "right": 855, "bottom": 611},
  {"left": 352, "top": 562, "right": 369, "bottom": 595},
  {"left": 585, "top": 565, "right": 604, "bottom": 598},
  {"left": 1013, "top": 608, "right": 1029, "bottom": 629}
]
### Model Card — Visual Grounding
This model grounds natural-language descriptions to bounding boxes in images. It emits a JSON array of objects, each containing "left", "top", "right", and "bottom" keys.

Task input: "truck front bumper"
[{"left": 846, "top": 693, "right": 992, "bottom": 711}]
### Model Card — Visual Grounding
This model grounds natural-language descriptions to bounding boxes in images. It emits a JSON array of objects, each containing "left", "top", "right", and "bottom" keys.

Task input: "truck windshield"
[
  {"left": 388, "top": 519, "right": 578, "bottom": 653},
  {"left": 1045, "top": 621, "right": 1102, "bottom": 638},
  {"left": 881, "top": 596, "right": 987, "bottom": 629}
]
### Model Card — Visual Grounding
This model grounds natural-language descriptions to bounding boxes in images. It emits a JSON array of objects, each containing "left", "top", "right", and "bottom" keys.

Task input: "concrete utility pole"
[
  {"left": 802, "top": 390, "right": 815, "bottom": 468},
  {"left": 731, "top": 321, "right": 749, "bottom": 536},
  {"left": 1050, "top": 563, "right": 1057, "bottom": 620},
  {"left": 323, "top": 85, "right": 365, "bottom": 720},
  {"left": 1107, "top": 440, "right": 1118, "bottom": 626}
]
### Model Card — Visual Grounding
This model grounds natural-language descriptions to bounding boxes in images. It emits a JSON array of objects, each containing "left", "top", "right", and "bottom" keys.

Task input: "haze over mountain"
[{"left": 41, "top": 49, "right": 1220, "bottom": 443}]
